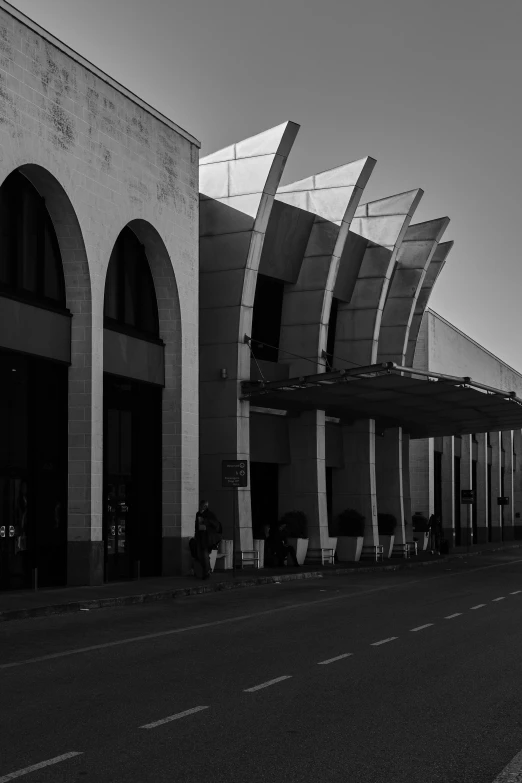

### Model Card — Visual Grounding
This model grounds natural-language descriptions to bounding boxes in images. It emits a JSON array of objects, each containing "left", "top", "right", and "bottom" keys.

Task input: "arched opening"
[
  {"left": 0, "top": 170, "right": 69, "bottom": 590},
  {"left": 103, "top": 226, "right": 164, "bottom": 581}
]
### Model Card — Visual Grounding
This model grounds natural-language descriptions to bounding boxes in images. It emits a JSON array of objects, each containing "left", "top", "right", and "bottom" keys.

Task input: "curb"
[{"left": 1, "top": 542, "right": 520, "bottom": 623}]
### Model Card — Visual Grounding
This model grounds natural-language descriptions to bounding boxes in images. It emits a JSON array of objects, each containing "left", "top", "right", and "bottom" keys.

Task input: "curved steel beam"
[
  {"left": 377, "top": 217, "right": 449, "bottom": 365},
  {"left": 333, "top": 189, "right": 423, "bottom": 369},
  {"left": 276, "top": 157, "right": 376, "bottom": 376},
  {"left": 405, "top": 240, "right": 454, "bottom": 366}
]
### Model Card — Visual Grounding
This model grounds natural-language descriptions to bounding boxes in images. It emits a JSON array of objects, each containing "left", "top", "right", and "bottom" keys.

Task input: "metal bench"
[
  {"left": 406, "top": 541, "right": 418, "bottom": 557},
  {"left": 238, "top": 549, "right": 260, "bottom": 568},
  {"left": 391, "top": 543, "right": 411, "bottom": 558},
  {"left": 306, "top": 548, "right": 336, "bottom": 565},
  {"left": 360, "top": 544, "right": 384, "bottom": 562}
]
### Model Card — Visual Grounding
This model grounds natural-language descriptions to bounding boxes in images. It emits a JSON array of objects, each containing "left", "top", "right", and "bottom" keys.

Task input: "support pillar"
[
  {"left": 490, "top": 432, "right": 502, "bottom": 542},
  {"left": 332, "top": 420, "right": 378, "bottom": 546},
  {"left": 475, "top": 433, "right": 488, "bottom": 544},
  {"left": 503, "top": 431, "right": 515, "bottom": 541},
  {"left": 514, "top": 430, "right": 522, "bottom": 539},
  {"left": 402, "top": 434, "right": 413, "bottom": 543},
  {"left": 460, "top": 435, "right": 473, "bottom": 546},
  {"left": 376, "top": 427, "right": 405, "bottom": 544},
  {"left": 441, "top": 436, "right": 455, "bottom": 548},
  {"left": 278, "top": 411, "right": 330, "bottom": 548}
]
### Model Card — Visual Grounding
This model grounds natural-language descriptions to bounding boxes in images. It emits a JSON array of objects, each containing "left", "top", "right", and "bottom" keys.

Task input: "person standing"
[
  {"left": 429, "top": 514, "right": 442, "bottom": 555},
  {"left": 194, "top": 500, "right": 221, "bottom": 579},
  {"left": 266, "top": 521, "right": 299, "bottom": 568}
]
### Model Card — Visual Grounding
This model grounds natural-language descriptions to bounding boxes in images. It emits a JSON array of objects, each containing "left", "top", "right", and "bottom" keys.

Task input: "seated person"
[{"left": 266, "top": 521, "right": 299, "bottom": 567}]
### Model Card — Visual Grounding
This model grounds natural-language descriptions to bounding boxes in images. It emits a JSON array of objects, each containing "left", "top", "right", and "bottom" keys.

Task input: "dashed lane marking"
[
  {"left": 140, "top": 706, "right": 209, "bottom": 729},
  {"left": 511, "top": 590, "right": 522, "bottom": 595},
  {"left": 410, "top": 624, "right": 434, "bottom": 632},
  {"left": 244, "top": 676, "right": 292, "bottom": 692},
  {"left": 371, "top": 637, "right": 398, "bottom": 646},
  {"left": 492, "top": 597, "right": 506, "bottom": 602},
  {"left": 317, "top": 653, "right": 352, "bottom": 665},
  {"left": 445, "top": 613, "right": 462, "bottom": 619},
  {"left": 2, "top": 559, "right": 522, "bottom": 671},
  {"left": 471, "top": 604, "right": 486, "bottom": 609},
  {"left": 0, "top": 752, "right": 82, "bottom": 782}
]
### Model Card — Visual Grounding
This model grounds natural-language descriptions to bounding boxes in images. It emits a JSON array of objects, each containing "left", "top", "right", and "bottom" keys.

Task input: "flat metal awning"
[{"left": 241, "top": 363, "right": 522, "bottom": 439}]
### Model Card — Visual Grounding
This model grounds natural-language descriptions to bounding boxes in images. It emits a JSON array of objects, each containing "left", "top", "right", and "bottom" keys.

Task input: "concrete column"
[
  {"left": 441, "top": 436, "right": 455, "bottom": 547},
  {"left": 278, "top": 411, "right": 330, "bottom": 548},
  {"left": 475, "top": 433, "right": 488, "bottom": 544},
  {"left": 199, "top": 122, "right": 299, "bottom": 552},
  {"left": 513, "top": 430, "right": 522, "bottom": 539},
  {"left": 402, "top": 434, "right": 413, "bottom": 543},
  {"left": 410, "top": 438, "right": 433, "bottom": 519},
  {"left": 332, "top": 420, "right": 378, "bottom": 546},
  {"left": 459, "top": 435, "right": 473, "bottom": 546},
  {"left": 490, "top": 432, "right": 502, "bottom": 542},
  {"left": 376, "top": 427, "right": 405, "bottom": 544},
  {"left": 503, "top": 431, "right": 515, "bottom": 540}
]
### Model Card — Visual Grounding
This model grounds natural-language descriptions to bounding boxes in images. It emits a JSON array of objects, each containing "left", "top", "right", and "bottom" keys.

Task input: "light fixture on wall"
[{"left": 220, "top": 368, "right": 228, "bottom": 380}]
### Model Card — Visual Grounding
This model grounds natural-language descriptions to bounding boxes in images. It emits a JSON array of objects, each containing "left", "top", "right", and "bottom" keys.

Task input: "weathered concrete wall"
[
  {"left": 426, "top": 310, "right": 522, "bottom": 394},
  {"left": 0, "top": 2, "right": 199, "bottom": 582}
]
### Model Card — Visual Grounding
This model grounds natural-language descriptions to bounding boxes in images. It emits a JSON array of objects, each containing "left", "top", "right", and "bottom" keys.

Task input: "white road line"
[
  {"left": 0, "top": 752, "right": 82, "bottom": 782},
  {"left": 445, "top": 613, "right": 462, "bottom": 619},
  {"left": 140, "top": 706, "right": 209, "bottom": 729},
  {"left": 317, "top": 653, "right": 352, "bottom": 665},
  {"left": 244, "top": 676, "right": 292, "bottom": 692},
  {"left": 471, "top": 604, "right": 486, "bottom": 609},
  {"left": 3, "top": 557, "right": 522, "bottom": 671},
  {"left": 490, "top": 746, "right": 522, "bottom": 782},
  {"left": 410, "top": 623, "right": 433, "bottom": 632},
  {"left": 511, "top": 590, "right": 522, "bottom": 595},
  {"left": 371, "top": 637, "right": 398, "bottom": 646},
  {"left": 492, "top": 597, "right": 506, "bottom": 602}
]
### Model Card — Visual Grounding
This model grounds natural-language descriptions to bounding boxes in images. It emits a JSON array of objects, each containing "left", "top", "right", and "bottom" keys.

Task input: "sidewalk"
[{"left": 1, "top": 542, "right": 521, "bottom": 622}]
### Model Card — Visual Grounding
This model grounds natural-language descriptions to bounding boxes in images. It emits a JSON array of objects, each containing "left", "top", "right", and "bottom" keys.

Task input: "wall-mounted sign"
[
  {"left": 461, "top": 489, "right": 475, "bottom": 504},
  {"left": 497, "top": 496, "right": 510, "bottom": 505},
  {"left": 222, "top": 460, "right": 248, "bottom": 488}
]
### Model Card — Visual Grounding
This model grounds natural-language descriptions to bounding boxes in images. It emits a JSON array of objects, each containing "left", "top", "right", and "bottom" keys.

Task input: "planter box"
[
  {"left": 380, "top": 534, "right": 395, "bottom": 558},
  {"left": 214, "top": 539, "right": 233, "bottom": 571},
  {"left": 287, "top": 537, "right": 309, "bottom": 565},
  {"left": 253, "top": 539, "right": 265, "bottom": 569},
  {"left": 336, "top": 536, "right": 363, "bottom": 562}
]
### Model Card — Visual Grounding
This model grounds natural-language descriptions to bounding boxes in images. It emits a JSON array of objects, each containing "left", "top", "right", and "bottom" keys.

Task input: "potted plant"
[
  {"left": 335, "top": 508, "right": 365, "bottom": 562},
  {"left": 412, "top": 511, "right": 429, "bottom": 551},
  {"left": 280, "top": 510, "right": 309, "bottom": 565},
  {"left": 378, "top": 513, "right": 397, "bottom": 558}
]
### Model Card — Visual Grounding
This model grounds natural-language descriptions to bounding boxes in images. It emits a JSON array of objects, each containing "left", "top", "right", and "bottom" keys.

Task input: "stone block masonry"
[{"left": 0, "top": 1, "right": 199, "bottom": 583}]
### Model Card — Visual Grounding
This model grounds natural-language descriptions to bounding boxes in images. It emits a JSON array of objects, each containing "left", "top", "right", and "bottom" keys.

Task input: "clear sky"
[{"left": 7, "top": 0, "right": 522, "bottom": 369}]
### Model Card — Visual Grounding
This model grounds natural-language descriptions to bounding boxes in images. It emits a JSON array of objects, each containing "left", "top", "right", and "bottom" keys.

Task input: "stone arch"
[
  {"left": 112, "top": 218, "right": 183, "bottom": 573},
  {"left": 1, "top": 163, "right": 97, "bottom": 584}
]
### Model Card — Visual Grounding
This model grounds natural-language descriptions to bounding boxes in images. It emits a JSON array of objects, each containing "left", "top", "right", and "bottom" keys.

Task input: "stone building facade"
[{"left": 0, "top": 1, "right": 199, "bottom": 589}]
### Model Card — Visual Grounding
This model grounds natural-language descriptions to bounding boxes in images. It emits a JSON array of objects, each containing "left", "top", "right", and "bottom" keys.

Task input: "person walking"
[
  {"left": 266, "top": 520, "right": 300, "bottom": 568},
  {"left": 194, "top": 500, "right": 221, "bottom": 579}
]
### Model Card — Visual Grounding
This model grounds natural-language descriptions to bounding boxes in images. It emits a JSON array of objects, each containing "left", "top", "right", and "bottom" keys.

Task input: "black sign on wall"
[
  {"left": 222, "top": 460, "right": 248, "bottom": 488},
  {"left": 461, "top": 489, "right": 475, "bottom": 504},
  {"left": 497, "top": 496, "right": 510, "bottom": 505}
]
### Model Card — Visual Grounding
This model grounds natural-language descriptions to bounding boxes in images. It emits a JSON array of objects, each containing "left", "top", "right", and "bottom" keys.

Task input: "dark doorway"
[
  {"left": 454, "top": 456, "right": 461, "bottom": 545},
  {"left": 250, "top": 462, "right": 279, "bottom": 538},
  {"left": 103, "top": 374, "right": 162, "bottom": 581},
  {"left": 251, "top": 275, "right": 285, "bottom": 363},
  {"left": 0, "top": 351, "right": 68, "bottom": 590}
]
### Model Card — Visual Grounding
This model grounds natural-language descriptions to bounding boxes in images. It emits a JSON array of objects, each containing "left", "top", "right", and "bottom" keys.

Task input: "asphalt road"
[{"left": 2, "top": 553, "right": 522, "bottom": 783}]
